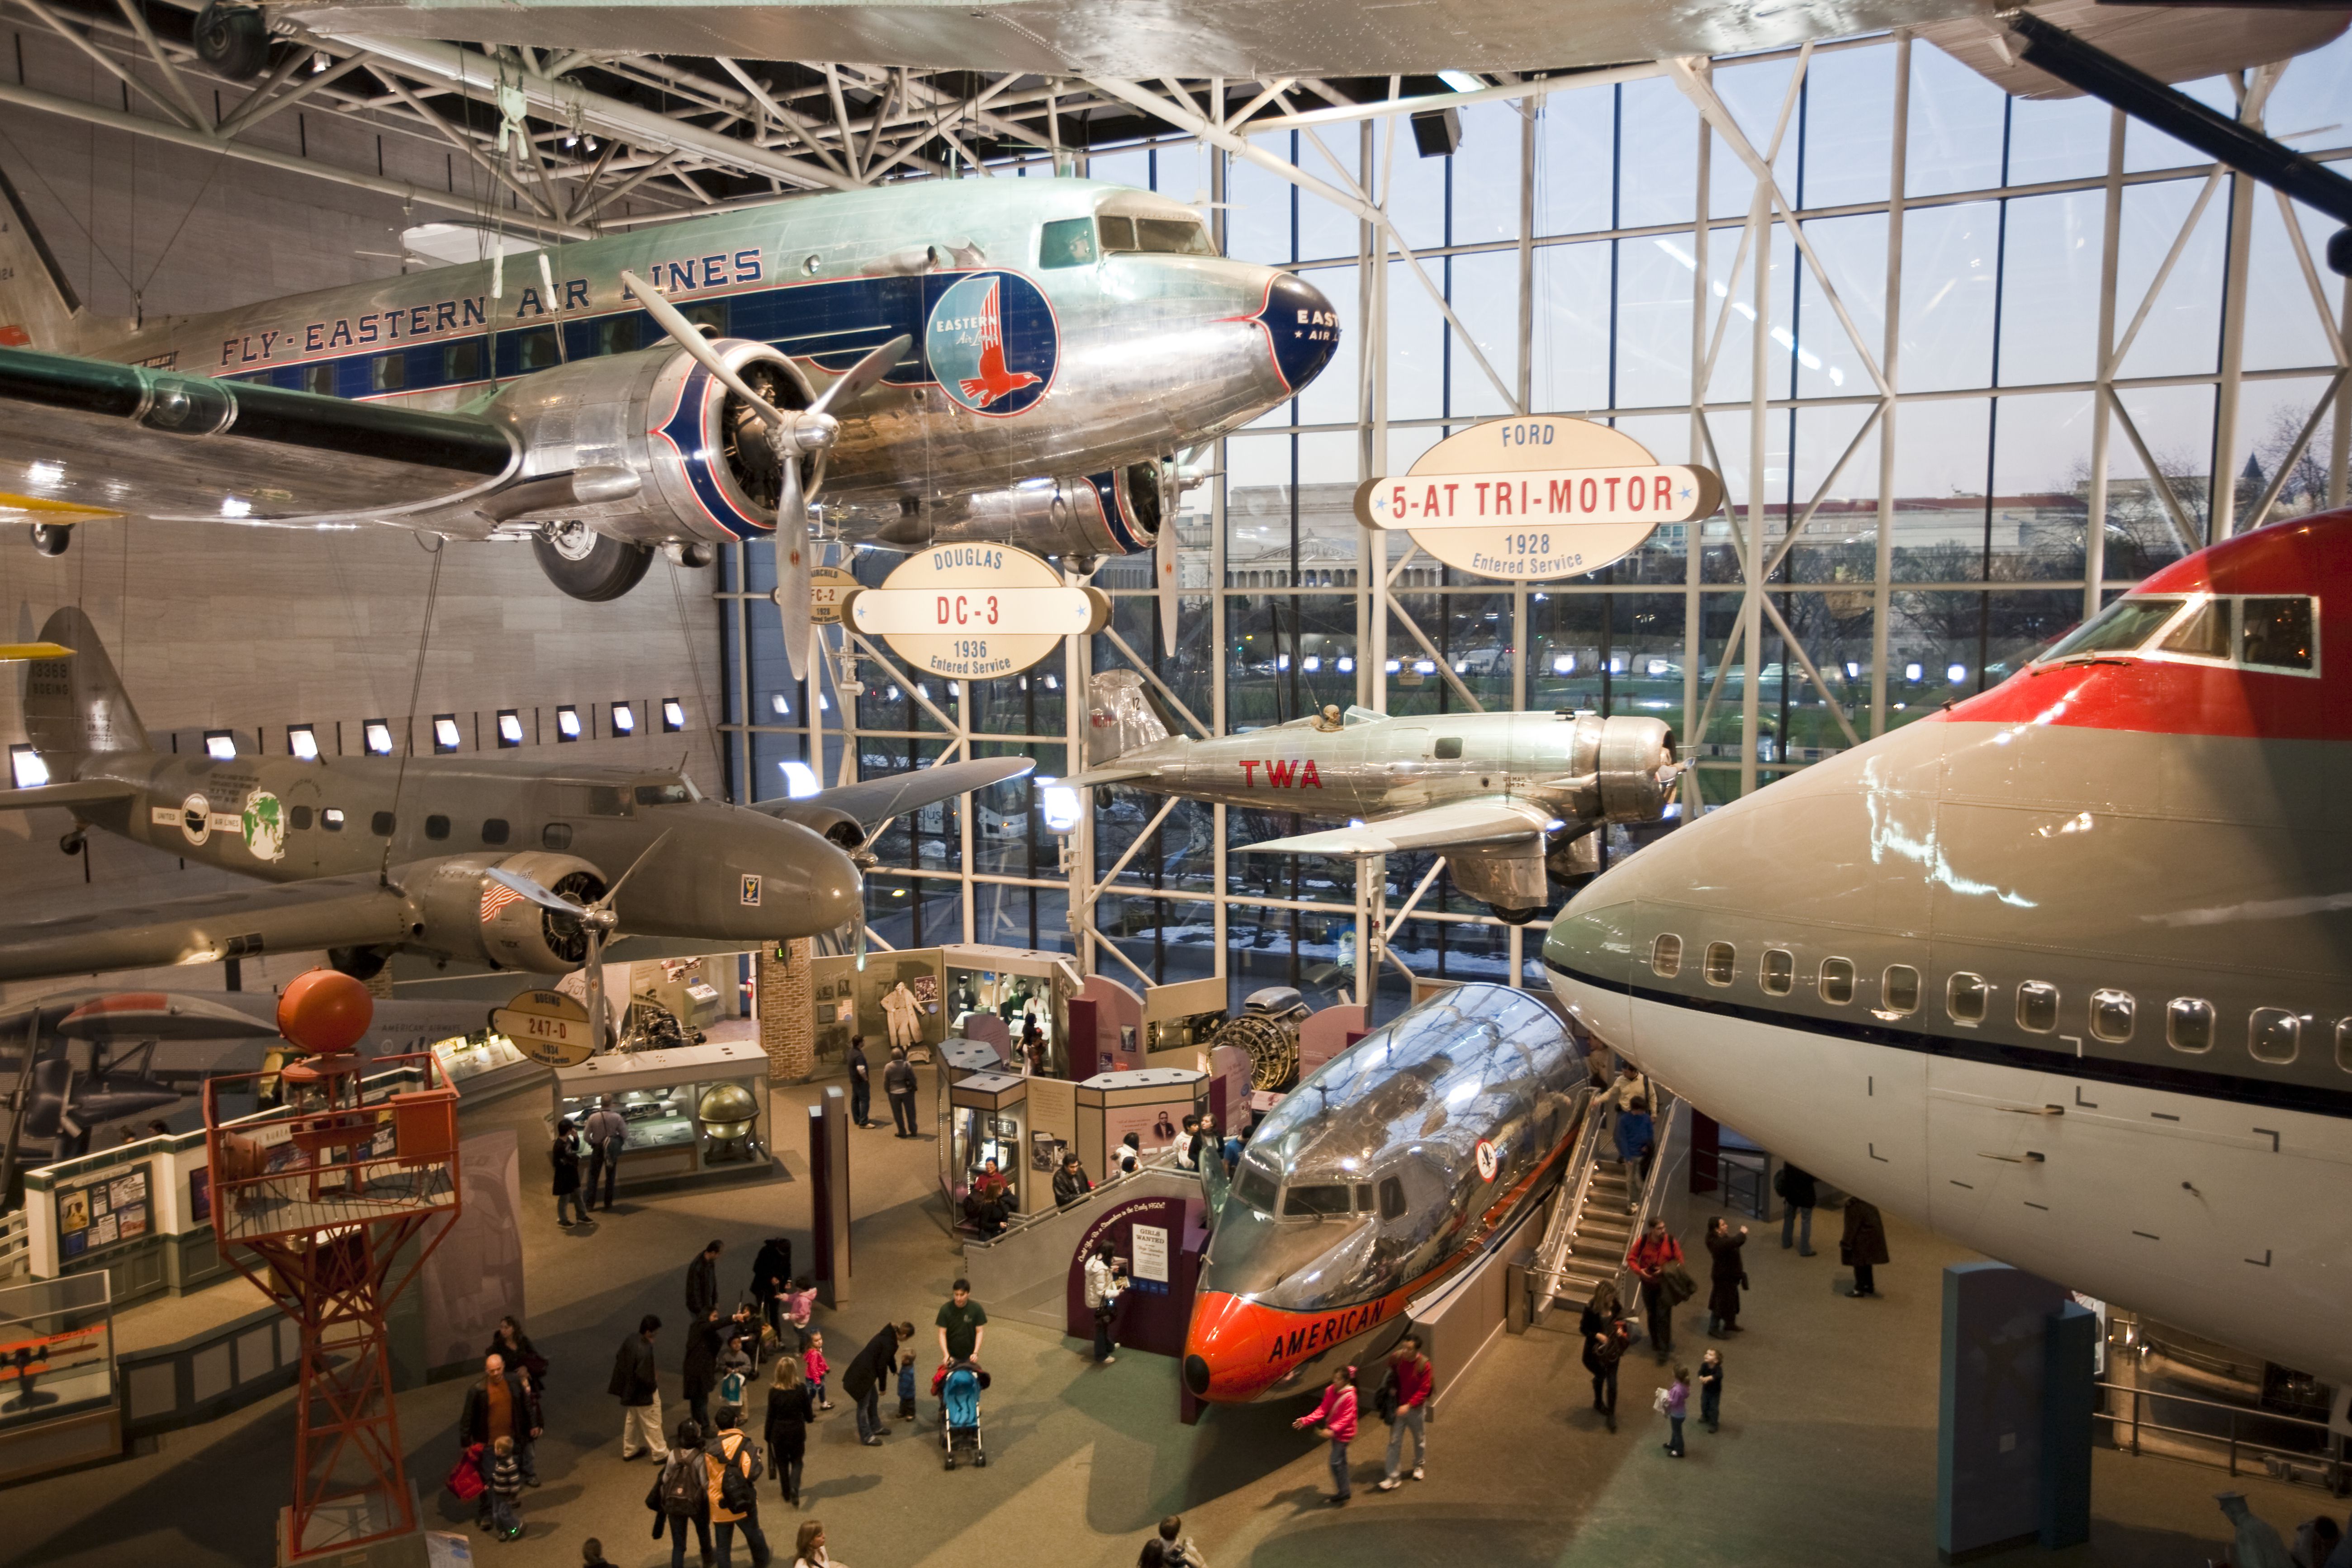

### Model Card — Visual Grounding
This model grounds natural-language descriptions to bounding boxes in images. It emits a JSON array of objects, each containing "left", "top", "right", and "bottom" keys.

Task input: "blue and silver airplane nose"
[{"left": 1247, "top": 270, "right": 1342, "bottom": 397}]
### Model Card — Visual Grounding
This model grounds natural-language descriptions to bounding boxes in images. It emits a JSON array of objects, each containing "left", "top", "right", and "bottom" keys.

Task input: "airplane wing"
[
  {"left": 1061, "top": 764, "right": 1158, "bottom": 788},
  {"left": 0, "top": 872, "right": 415, "bottom": 985},
  {"left": 0, "top": 347, "right": 519, "bottom": 533},
  {"left": 0, "top": 779, "right": 138, "bottom": 811},
  {"left": 1235, "top": 796, "right": 1556, "bottom": 857},
  {"left": 752, "top": 755, "right": 1036, "bottom": 835}
]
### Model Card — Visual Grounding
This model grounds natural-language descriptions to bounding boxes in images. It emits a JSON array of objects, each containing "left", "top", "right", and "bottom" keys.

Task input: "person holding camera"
[{"left": 1083, "top": 1241, "right": 1127, "bottom": 1365}]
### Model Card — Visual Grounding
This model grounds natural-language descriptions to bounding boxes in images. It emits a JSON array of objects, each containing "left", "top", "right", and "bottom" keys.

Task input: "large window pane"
[
  {"left": 1449, "top": 250, "right": 1521, "bottom": 419},
  {"left": 1618, "top": 77, "right": 1700, "bottom": 230},
  {"left": 1996, "top": 191, "right": 2103, "bottom": 387},
  {"left": 1907, "top": 47, "right": 2006, "bottom": 199},
  {"left": 1800, "top": 44, "right": 1895, "bottom": 209},
  {"left": 1897, "top": 202, "right": 1999, "bottom": 393},
  {"left": 2113, "top": 179, "right": 2224, "bottom": 381},
  {"left": 1532, "top": 240, "right": 1612, "bottom": 414},
  {"left": 1536, "top": 84, "right": 1616, "bottom": 235},
  {"left": 1451, "top": 102, "right": 1522, "bottom": 245}
]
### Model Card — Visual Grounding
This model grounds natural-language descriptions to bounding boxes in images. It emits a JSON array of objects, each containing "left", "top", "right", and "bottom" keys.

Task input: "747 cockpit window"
[
  {"left": 2242, "top": 597, "right": 2316, "bottom": 671},
  {"left": 2040, "top": 597, "right": 2186, "bottom": 662}
]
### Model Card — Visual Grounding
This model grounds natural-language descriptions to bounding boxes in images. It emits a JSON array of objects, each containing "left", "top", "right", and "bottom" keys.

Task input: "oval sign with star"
[{"left": 1351, "top": 416, "right": 1721, "bottom": 582}]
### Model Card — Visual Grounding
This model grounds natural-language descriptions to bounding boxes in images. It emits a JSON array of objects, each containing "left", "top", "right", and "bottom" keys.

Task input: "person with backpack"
[
  {"left": 647, "top": 1418, "right": 711, "bottom": 1568},
  {"left": 703, "top": 1406, "right": 770, "bottom": 1568},
  {"left": 1373, "top": 1334, "right": 1432, "bottom": 1491},
  {"left": 1627, "top": 1217, "right": 1686, "bottom": 1360},
  {"left": 1579, "top": 1280, "right": 1631, "bottom": 1434},
  {"left": 764, "top": 1356, "right": 814, "bottom": 1508},
  {"left": 1291, "top": 1364, "right": 1359, "bottom": 1506},
  {"left": 1614, "top": 1095, "right": 1656, "bottom": 1210},
  {"left": 612, "top": 1316, "right": 669, "bottom": 1462},
  {"left": 1776, "top": 1161, "right": 1819, "bottom": 1255}
]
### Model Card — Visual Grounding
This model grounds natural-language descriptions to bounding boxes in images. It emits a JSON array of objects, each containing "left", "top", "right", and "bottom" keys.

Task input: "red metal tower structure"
[{"left": 203, "top": 970, "right": 463, "bottom": 1563}]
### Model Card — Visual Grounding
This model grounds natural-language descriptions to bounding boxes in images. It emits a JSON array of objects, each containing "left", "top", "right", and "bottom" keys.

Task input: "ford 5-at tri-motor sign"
[{"left": 1352, "top": 416, "right": 1722, "bottom": 581}]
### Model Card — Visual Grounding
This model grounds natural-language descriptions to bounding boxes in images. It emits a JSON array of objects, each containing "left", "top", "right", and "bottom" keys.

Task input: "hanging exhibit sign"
[
  {"left": 809, "top": 565, "right": 860, "bottom": 625},
  {"left": 1352, "top": 416, "right": 1722, "bottom": 581},
  {"left": 843, "top": 542, "right": 1110, "bottom": 680},
  {"left": 489, "top": 988, "right": 597, "bottom": 1068}
]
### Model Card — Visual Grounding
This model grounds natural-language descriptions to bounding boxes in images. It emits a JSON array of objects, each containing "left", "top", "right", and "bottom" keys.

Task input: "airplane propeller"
[
  {"left": 484, "top": 830, "right": 671, "bottom": 1054},
  {"left": 621, "top": 269, "right": 907, "bottom": 684}
]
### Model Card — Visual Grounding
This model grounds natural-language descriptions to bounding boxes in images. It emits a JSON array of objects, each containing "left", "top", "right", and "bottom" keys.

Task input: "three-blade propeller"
[
  {"left": 621, "top": 268, "right": 907, "bottom": 683},
  {"left": 484, "top": 829, "right": 671, "bottom": 1054}
]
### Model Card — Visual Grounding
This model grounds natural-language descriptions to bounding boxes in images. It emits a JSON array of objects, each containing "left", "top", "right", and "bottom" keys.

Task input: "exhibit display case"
[
  {"left": 550, "top": 1042, "right": 775, "bottom": 1190},
  {"left": 943, "top": 945, "right": 1081, "bottom": 1078},
  {"left": 944, "top": 1071, "right": 1028, "bottom": 1225},
  {"left": 1075, "top": 1068, "right": 1209, "bottom": 1177},
  {"left": 426, "top": 1030, "right": 542, "bottom": 1102},
  {"left": 0, "top": 1273, "right": 121, "bottom": 1486}
]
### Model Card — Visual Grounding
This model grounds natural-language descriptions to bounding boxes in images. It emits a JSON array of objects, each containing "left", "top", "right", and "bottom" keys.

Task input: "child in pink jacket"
[
  {"left": 1292, "top": 1364, "right": 1359, "bottom": 1505},
  {"left": 803, "top": 1331, "right": 833, "bottom": 1412}
]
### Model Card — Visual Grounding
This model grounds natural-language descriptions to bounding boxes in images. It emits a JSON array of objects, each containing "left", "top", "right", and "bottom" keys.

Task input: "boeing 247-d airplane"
[
  {"left": 0, "top": 174, "right": 1337, "bottom": 654},
  {"left": 1545, "top": 509, "right": 2352, "bottom": 1390}
]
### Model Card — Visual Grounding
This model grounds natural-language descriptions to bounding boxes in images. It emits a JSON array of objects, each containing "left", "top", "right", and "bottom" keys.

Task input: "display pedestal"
[{"left": 276, "top": 1481, "right": 429, "bottom": 1567}]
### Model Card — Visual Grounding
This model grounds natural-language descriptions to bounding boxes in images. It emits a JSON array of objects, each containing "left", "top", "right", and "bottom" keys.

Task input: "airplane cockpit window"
[
  {"left": 1650, "top": 934, "right": 1682, "bottom": 978},
  {"left": 1378, "top": 1176, "right": 1408, "bottom": 1219},
  {"left": 1282, "top": 1183, "right": 1353, "bottom": 1217},
  {"left": 1097, "top": 214, "right": 1217, "bottom": 256},
  {"left": 2160, "top": 598, "right": 2231, "bottom": 658},
  {"left": 2167, "top": 997, "right": 2214, "bottom": 1053},
  {"left": 2016, "top": 981, "right": 2058, "bottom": 1033},
  {"left": 2039, "top": 597, "right": 2186, "bottom": 663},
  {"left": 1946, "top": 972, "right": 1990, "bottom": 1025},
  {"left": 634, "top": 782, "right": 694, "bottom": 806},
  {"left": 2241, "top": 597, "right": 2316, "bottom": 671},
  {"left": 2090, "top": 989, "right": 2134, "bottom": 1042},
  {"left": 2248, "top": 1007, "right": 2302, "bottom": 1064},
  {"left": 1702, "top": 942, "right": 1736, "bottom": 987},
  {"left": 1233, "top": 1162, "right": 1278, "bottom": 1212},
  {"left": 1881, "top": 965, "right": 1920, "bottom": 1016},
  {"left": 1039, "top": 217, "right": 1097, "bottom": 268}
]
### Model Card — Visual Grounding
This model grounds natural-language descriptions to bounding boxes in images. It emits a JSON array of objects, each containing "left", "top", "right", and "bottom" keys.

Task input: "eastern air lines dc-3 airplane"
[
  {"left": 0, "top": 174, "right": 1337, "bottom": 669},
  {"left": 1545, "top": 509, "right": 2352, "bottom": 1393}
]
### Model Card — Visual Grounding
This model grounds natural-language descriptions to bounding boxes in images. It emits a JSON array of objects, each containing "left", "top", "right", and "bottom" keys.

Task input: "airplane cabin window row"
[
  {"left": 220, "top": 809, "right": 549, "bottom": 847},
  {"left": 1649, "top": 933, "right": 2349, "bottom": 1072}
]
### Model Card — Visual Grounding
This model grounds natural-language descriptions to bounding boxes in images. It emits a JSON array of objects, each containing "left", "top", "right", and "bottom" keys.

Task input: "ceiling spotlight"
[
  {"left": 363, "top": 719, "right": 394, "bottom": 757},
  {"left": 311, "top": 50, "right": 329, "bottom": 73},
  {"left": 287, "top": 724, "right": 319, "bottom": 762},
  {"left": 204, "top": 730, "right": 237, "bottom": 762},
  {"left": 497, "top": 709, "right": 524, "bottom": 747},
  {"left": 555, "top": 704, "right": 581, "bottom": 741},
  {"left": 610, "top": 701, "right": 636, "bottom": 735},
  {"left": 661, "top": 698, "right": 685, "bottom": 732},
  {"left": 432, "top": 714, "right": 461, "bottom": 753},
  {"left": 10, "top": 743, "right": 48, "bottom": 789},
  {"left": 583, "top": 135, "right": 598, "bottom": 153}
]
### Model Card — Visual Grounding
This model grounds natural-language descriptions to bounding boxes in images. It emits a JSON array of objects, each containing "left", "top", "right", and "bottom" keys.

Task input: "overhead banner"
[
  {"left": 844, "top": 543, "right": 1109, "bottom": 680},
  {"left": 1353, "top": 416, "right": 1722, "bottom": 581}
]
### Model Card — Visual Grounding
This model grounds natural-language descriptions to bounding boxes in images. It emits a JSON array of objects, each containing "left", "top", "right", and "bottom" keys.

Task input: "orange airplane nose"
[{"left": 1184, "top": 1290, "right": 1289, "bottom": 1403}]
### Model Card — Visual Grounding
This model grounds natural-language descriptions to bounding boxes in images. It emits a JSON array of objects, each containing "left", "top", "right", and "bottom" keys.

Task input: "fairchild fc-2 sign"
[{"left": 1353, "top": 416, "right": 1722, "bottom": 581}]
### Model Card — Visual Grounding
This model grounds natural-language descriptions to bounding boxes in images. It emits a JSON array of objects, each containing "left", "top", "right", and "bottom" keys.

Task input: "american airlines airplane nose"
[{"left": 1250, "top": 270, "right": 1341, "bottom": 396}]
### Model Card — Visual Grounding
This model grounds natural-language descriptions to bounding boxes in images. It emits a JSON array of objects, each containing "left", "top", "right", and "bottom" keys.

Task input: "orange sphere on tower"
[{"left": 277, "top": 968, "right": 375, "bottom": 1056}]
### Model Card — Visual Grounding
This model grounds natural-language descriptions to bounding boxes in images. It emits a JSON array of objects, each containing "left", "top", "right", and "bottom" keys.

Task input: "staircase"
[
  {"left": 1553, "top": 1159, "right": 1637, "bottom": 1311},
  {"left": 1527, "top": 1085, "right": 1681, "bottom": 1322}
]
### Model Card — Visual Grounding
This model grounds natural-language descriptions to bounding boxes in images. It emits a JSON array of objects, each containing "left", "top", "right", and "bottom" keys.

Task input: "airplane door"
[{"left": 281, "top": 775, "right": 325, "bottom": 877}]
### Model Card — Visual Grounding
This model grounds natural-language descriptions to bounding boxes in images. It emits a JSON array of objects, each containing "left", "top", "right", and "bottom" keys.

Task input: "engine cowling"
[
  {"left": 901, "top": 459, "right": 1171, "bottom": 560},
  {"left": 1547, "top": 713, "right": 1679, "bottom": 823},
  {"left": 407, "top": 852, "right": 608, "bottom": 972},
  {"left": 483, "top": 338, "right": 811, "bottom": 547}
]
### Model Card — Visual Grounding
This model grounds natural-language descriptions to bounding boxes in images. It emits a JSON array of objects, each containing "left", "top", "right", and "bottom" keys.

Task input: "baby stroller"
[{"left": 937, "top": 1358, "right": 988, "bottom": 1469}]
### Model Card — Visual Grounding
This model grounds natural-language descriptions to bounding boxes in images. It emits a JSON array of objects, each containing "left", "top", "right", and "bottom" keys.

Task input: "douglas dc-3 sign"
[
  {"left": 1354, "top": 417, "right": 1721, "bottom": 581},
  {"left": 844, "top": 542, "right": 1108, "bottom": 679}
]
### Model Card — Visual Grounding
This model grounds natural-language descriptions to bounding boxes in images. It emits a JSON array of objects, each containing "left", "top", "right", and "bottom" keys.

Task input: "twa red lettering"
[
  {"left": 1300, "top": 759, "right": 1321, "bottom": 787},
  {"left": 1239, "top": 759, "right": 1324, "bottom": 789},
  {"left": 1267, "top": 760, "right": 1296, "bottom": 788}
]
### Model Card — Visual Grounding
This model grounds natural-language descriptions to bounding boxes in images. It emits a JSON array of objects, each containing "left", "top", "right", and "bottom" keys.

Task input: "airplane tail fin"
[
  {"left": 1084, "top": 669, "right": 1170, "bottom": 769},
  {"left": 24, "top": 607, "right": 148, "bottom": 758},
  {"left": 0, "top": 162, "right": 81, "bottom": 351}
]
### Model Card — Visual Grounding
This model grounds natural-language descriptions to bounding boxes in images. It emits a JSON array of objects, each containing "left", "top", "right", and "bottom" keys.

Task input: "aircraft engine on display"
[
  {"left": 405, "top": 851, "right": 608, "bottom": 972},
  {"left": 900, "top": 459, "right": 1176, "bottom": 564}
]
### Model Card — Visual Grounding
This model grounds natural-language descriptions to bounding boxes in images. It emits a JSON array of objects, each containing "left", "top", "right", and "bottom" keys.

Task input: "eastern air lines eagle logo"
[{"left": 924, "top": 273, "right": 1056, "bottom": 417}]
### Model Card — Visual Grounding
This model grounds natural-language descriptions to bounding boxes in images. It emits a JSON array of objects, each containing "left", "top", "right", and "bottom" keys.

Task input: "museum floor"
[{"left": 3, "top": 1063, "right": 2326, "bottom": 1568}]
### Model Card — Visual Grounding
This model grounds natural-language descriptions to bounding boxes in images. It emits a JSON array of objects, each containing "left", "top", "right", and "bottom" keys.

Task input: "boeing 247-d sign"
[{"left": 1353, "top": 416, "right": 1722, "bottom": 581}]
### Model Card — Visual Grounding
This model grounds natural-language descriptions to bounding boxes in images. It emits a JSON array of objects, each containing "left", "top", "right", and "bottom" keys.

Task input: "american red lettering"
[
  {"left": 1627, "top": 474, "right": 1645, "bottom": 511},
  {"left": 1495, "top": 483, "right": 1513, "bottom": 517},
  {"left": 937, "top": 595, "right": 952, "bottom": 625},
  {"left": 1423, "top": 483, "right": 1440, "bottom": 516}
]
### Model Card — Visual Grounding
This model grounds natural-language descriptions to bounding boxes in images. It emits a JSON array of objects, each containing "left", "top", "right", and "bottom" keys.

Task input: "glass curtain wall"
[{"left": 718, "top": 35, "right": 2352, "bottom": 1018}]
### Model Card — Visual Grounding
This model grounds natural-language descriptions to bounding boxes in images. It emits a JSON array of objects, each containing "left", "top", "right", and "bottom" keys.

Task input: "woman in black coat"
[
  {"left": 764, "top": 1355, "right": 815, "bottom": 1507},
  {"left": 1704, "top": 1217, "right": 1750, "bottom": 1336},
  {"left": 1577, "top": 1279, "right": 1629, "bottom": 1432},
  {"left": 681, "top": 1307, "right": 723, "bottom": 1427},
  {"left": 1841, "top": 1198, "right": 1890, "bottom": 1298},
  {"left": 551, "top": 1119, "right": 586, "bottom": 1227}
]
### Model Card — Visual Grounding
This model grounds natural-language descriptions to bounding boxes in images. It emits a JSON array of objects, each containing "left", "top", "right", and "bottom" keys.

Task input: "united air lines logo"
[{"left": 924, "top": 272, "right": 1056, "bottom": 417}]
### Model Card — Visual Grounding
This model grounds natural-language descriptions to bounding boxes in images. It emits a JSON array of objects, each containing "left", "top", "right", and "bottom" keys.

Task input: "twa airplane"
[
  {"left": 1544, "top": 509, "right": 2352, "bottom": 1387},
  {"left": 0, "top": 175, "right": 1336, "bottom": 664}
]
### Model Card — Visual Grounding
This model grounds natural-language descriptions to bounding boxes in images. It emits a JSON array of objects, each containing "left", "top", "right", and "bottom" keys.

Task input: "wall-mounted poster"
[{"left": 54, "top": 1163, "right": 149, "bottom": 1260}]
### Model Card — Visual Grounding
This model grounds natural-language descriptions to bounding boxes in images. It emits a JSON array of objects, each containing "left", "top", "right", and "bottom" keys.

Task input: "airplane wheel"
[
  {"left": 59, "top": 829, "right": 83, "bottom": 856},
  {"left": 1491, "top": 905, "right": 1544, "bottom": 925},
  {"left": 943, "top": 1456, "right": 955, "bottom": 1471},
  {"left": 192, "top": 1, "right": 269, "bottom": 80},
  {"left": 533, "top": 524, "right": 654, "bottom": 602},
  {"left": 975, "top": 1452, "right": 988, "bottom": 1468},
  {"left": 29, "top": 522, "right": 70, "bottom": 557}
]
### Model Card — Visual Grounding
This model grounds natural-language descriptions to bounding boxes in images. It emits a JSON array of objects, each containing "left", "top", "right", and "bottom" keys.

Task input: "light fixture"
[
  {"left": 1437, "top": 69, "right": 1483, "bottom": 92},
  {"left": 661, "top": 698, "right": 686, "bottom": 732},
  {"left": 1845, "top": 661, "right": 1862, "bottom": 679},
  {"left": 363, "top": 720, "right": 394, "bottom": 756},
  {"left": 817, "top": 693, "right": 830, "bottom": 711},
  {"left": 1303, "top": 655, "right": 1321, "bottom": 672},
  {"left": 1385, "top": 659, "right": 1401, "bottom": 673},
  {"left": 583, "top": 135, "right": 598, "bottom": 153},
  {"left": 9, "top": 743, "right": 47, "bottom": 788},
  {"left": 1415, "top": 660, "right": 1435, "bottom": 674},
  {"left": 203, "top": 730, "right": 236, "bottom": 761},
  {"left": 1552, "top": 654, "right": 1574, "bottom": 674},
  {"left": 1608, "top": 657, "right": 1626, "bottom": 675},
  {"left": 432, "top": 714, "right": 461, "bottom": 753},
  {"left": 1277, "top": 654, "right": 1290, "bottom": 671},
  {"left": 1904, "top": 663, "right": 1923, "bottom": 682},
  {"left": 497, "top": 710, "right": 524, "bottom": 747},
  {"left": 1452, "top": 660, "right": 1468, "bottom": 674},
  {"left": 611, "top": 701, "right": 636, "bottom": 735},
  {"left": 1946, "top": 662, "right": 1968, "bottom": 683},
  {"left": 287, "top": 724, "right": 319, "bottom": 761},
  {"left": 770, "top": 693, "right": 789, "bottom": 715},
  {"left": 1039, "top": 781, "right": 1082, "bottom": 834},
  {"left": 310, "top": 49, "right": 329, "bottom": 72},
  {"left": 555, "top": 705, "right": 581, "bottom": 741},
  {"left": 1043, "top": 675, "right": 1058, "bottom": 690},
  {"left": 779, "top": 761, "right": 820, "bottom": 798},
  {"left": 1337, "top": 656, "right": 1355, "bottom": 673}
]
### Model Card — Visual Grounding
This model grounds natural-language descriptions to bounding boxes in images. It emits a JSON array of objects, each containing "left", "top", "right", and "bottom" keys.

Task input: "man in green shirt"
[{"left": 936, "top": 1278, "right": 988, "bottom": 1366}]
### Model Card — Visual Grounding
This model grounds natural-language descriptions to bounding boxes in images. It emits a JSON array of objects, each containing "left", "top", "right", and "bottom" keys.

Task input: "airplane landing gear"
[
  {"left": 533, "top": 521, "right": 654, "bottom": 602},
  {"left": 29, "top": 522, "right": 70, "bottom": 557},
  {"left": 59, "top": 828, "right": 84, "bottom": 856},
  {"left": 1489, "top": 905, "right": 1544, "bottom": 926}
]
